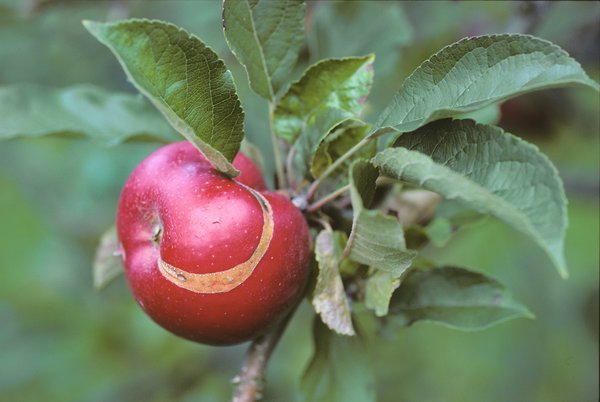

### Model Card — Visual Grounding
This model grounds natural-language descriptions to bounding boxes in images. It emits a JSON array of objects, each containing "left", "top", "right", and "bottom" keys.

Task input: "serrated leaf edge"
[{"left": 83, "top": 18, "right": 243, "bottom": 177}]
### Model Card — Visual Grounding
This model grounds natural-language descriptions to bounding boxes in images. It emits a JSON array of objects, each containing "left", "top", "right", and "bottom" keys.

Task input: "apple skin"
[
  {"left": 116, "top": 142, "right": 311, "bottom": 345},
  {"left": 231, "top": 149, "right": 267, "bottom": 191},
  {"left": 155, "top": 141, "right": 267, "bottom": 190}
]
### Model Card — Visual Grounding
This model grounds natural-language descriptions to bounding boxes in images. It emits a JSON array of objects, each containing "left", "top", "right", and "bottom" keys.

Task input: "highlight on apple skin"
[{"left": 116, "top": 141, "right": 312, "bottom": 345}]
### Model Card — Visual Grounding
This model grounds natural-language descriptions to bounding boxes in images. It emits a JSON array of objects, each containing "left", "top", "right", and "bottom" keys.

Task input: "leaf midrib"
[{"left": 243, "top": 0, "right": 275, "bottom": 100}]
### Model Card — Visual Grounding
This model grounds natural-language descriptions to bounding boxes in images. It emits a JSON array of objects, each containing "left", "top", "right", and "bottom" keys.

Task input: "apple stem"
[
  {"left": 306, "top": 184, "right": 351, "bottom": 213},
  {"left": 268, "top": 102, "right": 287, "bottom": 190},
  {"left": 231, "top": 313, "right": 292, "bottom": 402},
  {"left": 305, "top": 136, "right": 371, "bottom": 201}
]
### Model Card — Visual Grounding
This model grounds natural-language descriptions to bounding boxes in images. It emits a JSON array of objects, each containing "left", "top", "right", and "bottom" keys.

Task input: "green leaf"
[
  {"left": 300, "top": 318, "right": 375, "bottom": 402},
  {"left": 292, "top": 107, "right": 354, "bottom": 180},
  {"left": 308, "top": 2, "right": 413, "bottom": 120},
  {"left": 347, "top": 207, "right": 417, "bottom": 276},
  {"left": 83, "top": 19, "right": 244, "bottom": 177},
  {"left": 373, "top": 34, "right": 599, "bottom": 138},
  {"left": 93, "top": 226, "right": 124, "bottom": 291},
  {"left": 373, "top": 119, "right": 568, "bottom": 277},
  {"left": 388, "top": 266, "right": 533, "bottom": 330},
  {"left": 311, "top": 120, "right": 373, "bottom": 178},
  {"left": 365, "top": 270, "right": 400, "bottom": 317},
  {"left": 274, "top": 55, "right": 375, "bottom": 143},
  {"left": 223, "top": 0, "right": 305, "bottom": 101},
  {"left": 0, "top": 84, "right": 178, "bottom": 143},
  {"left": 348, "top": 159, "right": 379, "bottom": 210},
  {"left": 312, "top": 230, "right": 355, "bottom": 336},
  {"left": 345, "top": 160, "right": 417, "bottom": 276}
]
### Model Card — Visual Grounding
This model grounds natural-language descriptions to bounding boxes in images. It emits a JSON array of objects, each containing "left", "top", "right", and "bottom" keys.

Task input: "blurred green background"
[{"left": 0, "top": 1, "right": 598, "bottom": 401}]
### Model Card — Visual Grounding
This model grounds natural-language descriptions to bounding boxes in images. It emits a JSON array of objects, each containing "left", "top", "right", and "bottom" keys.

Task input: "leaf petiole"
[
  {"left": 306, "top": 136, "right": 372, "bottom": 201},
  {"left": 268, "top": 102, "right": 287, "bottom": 190},
  {"left": 269, "top": 102, "right": 287, "bottom": 189}
]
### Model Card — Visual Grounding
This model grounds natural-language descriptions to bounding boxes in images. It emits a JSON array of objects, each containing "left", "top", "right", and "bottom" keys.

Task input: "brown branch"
[{"left": 231, "top": 314, "right": 292, "bottom": 402}]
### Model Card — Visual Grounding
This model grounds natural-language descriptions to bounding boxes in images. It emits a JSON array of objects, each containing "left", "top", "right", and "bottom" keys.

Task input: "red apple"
[
  {"left": 231, "top": 149, "right": 267, "bottom": 191},
  {"left": 116, "top": 141, "right": 311, "bottom": 345}
]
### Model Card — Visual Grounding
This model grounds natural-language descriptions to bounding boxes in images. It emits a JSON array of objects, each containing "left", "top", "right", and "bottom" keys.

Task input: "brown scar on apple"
[{"left": 157, "top": 184, "right": 274, "bottom": 294}]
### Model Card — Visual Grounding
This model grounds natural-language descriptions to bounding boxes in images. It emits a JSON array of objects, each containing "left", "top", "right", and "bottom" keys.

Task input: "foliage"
[
  {"left": 0, "top": 1, "right": 598, "bottom": 401},
  {"left": 375, "top": 119, "right": 569, "bottom": 276},
  {"left": 223, "top": 0, "right": 305, "bottom": 101},
  {"left": 0, "top": 84, "right": 177, "bottom": 143},
  {"left": 84, "top": 19, "right": 245, "bottom": 176}
]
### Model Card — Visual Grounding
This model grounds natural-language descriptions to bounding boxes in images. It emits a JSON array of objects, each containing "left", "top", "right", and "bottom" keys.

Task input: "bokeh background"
[{"left": 0, "top": 1, "right": 598, "bottom": 401}]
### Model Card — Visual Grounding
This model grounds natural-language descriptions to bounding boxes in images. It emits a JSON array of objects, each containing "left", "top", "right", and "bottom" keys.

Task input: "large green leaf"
[
  {"left": 274, "top": 55, "right": 375, "bottom": 142},
  {"left": 312, "top": 230, "right": 355, "bottom": 336},
  {"left": 0, "top": 84, "right": 177, "bottom": 143},
  {"left": 373, "top": 119, "right": 568, "bottom": 277},
  {"left": 372, "top": 34, "right": 599, "bottom": 138},
  {"left": 345, "top": 160, "right": 417, "bottom": 276},
  {"left": 84, "top": 19, "right": 244, "bottom": 177},
  {"left": 300, "top": 319, "right": 375, "bottom": 402},
  {"left": 223, "top": 0, "right": 305, "bottom": 101},
  {"left": 388, "top": 266, "right": 533, "bottom": 330}
]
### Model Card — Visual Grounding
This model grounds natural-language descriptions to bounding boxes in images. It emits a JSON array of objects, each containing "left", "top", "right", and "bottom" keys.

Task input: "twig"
[
  {"left": 305, "top": 137, "right": 371, "bottom": 201},
  {"left": 308, "top": 212, "right": 333, "bottom": 232},
  {"left": 306, "top": 184, "right": 351, "bottom": 213},
  {"left": 231, "top": 313, "right": 292, "bottom": 402}
]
